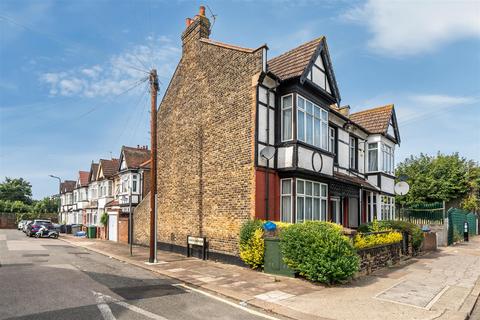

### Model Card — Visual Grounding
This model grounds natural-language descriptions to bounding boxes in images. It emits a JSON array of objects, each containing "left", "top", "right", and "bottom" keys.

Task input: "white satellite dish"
[
  {"left": 394, "top": 181, "right": 410, "bottom": 196},
  {"left": 260, "top": 146, "right": 276, "bottom": 160}
]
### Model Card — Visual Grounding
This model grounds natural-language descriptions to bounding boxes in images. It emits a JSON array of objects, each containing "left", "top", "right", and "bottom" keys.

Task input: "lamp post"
[{"left": 49, "top": 175, "right": 62, "bottom": 223}]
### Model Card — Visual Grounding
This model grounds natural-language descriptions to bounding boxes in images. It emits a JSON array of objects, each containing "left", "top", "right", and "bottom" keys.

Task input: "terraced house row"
[
  {"left": 59, "top": 145, "right": 151, "bottom": 242},
  {"left": 132, "top": 7, "right": 402, "bottom": 263}
]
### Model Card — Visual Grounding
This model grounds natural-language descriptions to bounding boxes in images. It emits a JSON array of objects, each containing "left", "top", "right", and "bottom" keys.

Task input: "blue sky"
[{"left": 1, "top": 0, "right": 479, "bottom": 199}]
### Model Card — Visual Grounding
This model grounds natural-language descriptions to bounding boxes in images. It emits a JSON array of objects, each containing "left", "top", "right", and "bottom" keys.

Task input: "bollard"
[{"left": 464, "top": 222, "right": 469, "bottom": 242}]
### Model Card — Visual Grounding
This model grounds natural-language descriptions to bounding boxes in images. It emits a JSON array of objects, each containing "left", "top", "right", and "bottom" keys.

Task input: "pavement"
[
  {"left": 56, "top": 232, "right": 480, "bottom": 320},
  {"left": 0, "top": 229, "right": 283, "bottom": 320}
]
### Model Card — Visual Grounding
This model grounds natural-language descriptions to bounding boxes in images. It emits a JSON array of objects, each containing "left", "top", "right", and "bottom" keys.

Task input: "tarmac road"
[{"left": 0, "top": 229, "right": 279, "bottom": 320}]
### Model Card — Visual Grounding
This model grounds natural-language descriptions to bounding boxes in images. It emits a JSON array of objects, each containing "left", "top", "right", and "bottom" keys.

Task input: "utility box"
[{"left": 264, "top": 238, "right": 295, "bottom": 278}]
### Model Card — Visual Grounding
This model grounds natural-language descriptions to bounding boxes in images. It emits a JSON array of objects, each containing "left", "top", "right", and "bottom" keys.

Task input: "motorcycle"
[{"left": 35, "top": 225, "right": 59, "bottom": 239}]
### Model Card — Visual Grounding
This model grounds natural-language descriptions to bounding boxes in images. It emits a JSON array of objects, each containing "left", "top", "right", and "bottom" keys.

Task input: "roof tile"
[
  {"left": 268, "top": 37, "right": 324, "bottom": 81},
  {"left": 349, "top": 104, "right": 394, "bottom": 134}
]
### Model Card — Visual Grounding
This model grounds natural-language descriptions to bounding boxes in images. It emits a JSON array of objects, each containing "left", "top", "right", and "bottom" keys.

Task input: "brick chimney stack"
[{"left": 181, "top": 6, "right": 211, "bottom": 48}]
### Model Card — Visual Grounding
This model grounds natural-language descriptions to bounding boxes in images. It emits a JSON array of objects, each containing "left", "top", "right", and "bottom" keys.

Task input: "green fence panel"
[
  {"left": 448, "top": 208, "right": 477, "bottom": 245},
  {"left": 466, "top": 213, "right": 477, "bottom": 236}
]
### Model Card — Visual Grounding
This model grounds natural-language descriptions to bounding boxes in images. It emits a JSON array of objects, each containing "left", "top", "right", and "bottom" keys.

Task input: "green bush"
[
  {"left": 239, "top": 219, "right": 264, "bottom": 269},
  {"left": 280, "top": 221, "right": 359, "bottom": 284},
  {"left": 358, "top": 220, "right": 423, "bottom": 251},
  {"left": 100, "top": 212, "right": 109, "bottom": 226}
]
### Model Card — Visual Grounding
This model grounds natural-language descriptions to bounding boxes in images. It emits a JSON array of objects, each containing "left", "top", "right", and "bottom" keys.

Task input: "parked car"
[
  {"left": 17, "top": 220, "right": 27, "bottom": 230},
  {"left": 22, "top": 220, "right": 32, "bottom": 233},
  {"left": 26, "top": 220, "right": 53, "bottom": 237}
]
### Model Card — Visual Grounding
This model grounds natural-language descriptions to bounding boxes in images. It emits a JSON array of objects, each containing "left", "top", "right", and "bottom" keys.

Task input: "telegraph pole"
[{"left": 149, "top": 69, "right": 158, "bottom": 263}]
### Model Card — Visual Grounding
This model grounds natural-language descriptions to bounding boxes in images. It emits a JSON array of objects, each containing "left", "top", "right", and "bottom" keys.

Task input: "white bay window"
[
  {"left": 297, "top": 95, "right": 328, "bottom": 150},
  {"left": 380, "top": 196, "right": 395, "bottom": 220},
  {"left": 296, "top": 179, "right": 328, "bottom": 223},
  {"left": 382, "top": 144, "right": 394, "bottom": 175},
  {"left": 368, "top": 142, "right": 378, "bottom": 172}
]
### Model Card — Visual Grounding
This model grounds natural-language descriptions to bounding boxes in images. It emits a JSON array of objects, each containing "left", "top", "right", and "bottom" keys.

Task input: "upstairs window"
[
  {"left": 297, "top": 95, "right": 328, "bottom": 150},
  {"left": 281, "top": 95, "right": 293, "bottom": 141},
  {"left": 382, "top": 144, "right": 394, "bottom": 175},
  {"left": 349, "top": 137, "right": 358, "bottom": 170},
  {"left": 329, "top": 127, "right": 335, "bottom": 153},
  {"left": 368, "top": 142, "right": 378, "bottom": 172},
  {"left": 132, "top": 175, "right": 138, "bottom": 193}
]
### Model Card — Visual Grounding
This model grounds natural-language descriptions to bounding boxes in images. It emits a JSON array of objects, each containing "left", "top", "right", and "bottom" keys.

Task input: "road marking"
[
  {"left": 93, "top": 291, "right": 170, "bottom": 320},
  {"left": 174, "top": 283, "right": 282, "bottom": 320},
  {"left": 116, "top": 301, "right": 169, "bottom": 320}
]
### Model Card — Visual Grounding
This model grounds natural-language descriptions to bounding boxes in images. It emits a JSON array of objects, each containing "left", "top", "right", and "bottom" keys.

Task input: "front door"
[
  {"left": 348, "top": 197, "right": 359, "bottom": 228},
  {"left": 330, "top": 197, "right": 341, "bottom": 224},
  {"left": 108, "top": 214, "right": 118, "bottom": 241}
]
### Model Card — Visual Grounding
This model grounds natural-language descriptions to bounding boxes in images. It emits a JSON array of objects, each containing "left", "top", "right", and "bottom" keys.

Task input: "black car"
[{"left": 26, "top": 220, "right": 54, "bottom": 237}]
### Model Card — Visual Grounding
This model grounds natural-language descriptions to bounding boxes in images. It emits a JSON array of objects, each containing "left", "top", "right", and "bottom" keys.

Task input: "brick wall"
[
  {"left": 357, "top": 242, "right": 402, "bottom": 275},
  {"left": 155, "top": 15, "right": 263, "bottom": 257},
  {"left": 133, "top": 193, "right": 150, "bottom": 246}
]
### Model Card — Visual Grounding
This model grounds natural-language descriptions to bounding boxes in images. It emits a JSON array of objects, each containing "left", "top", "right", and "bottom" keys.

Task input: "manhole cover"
[{"left": 112, "top": 284, "right": 185, "bottom": 300}]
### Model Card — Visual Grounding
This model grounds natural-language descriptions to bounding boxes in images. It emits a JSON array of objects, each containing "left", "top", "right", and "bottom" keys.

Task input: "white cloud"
[
  {"left": 342, "top": 0, "right": 480, "bottom": 56},
  {"left": 40, "top": 36, "right": 180, "bottom": 98}
]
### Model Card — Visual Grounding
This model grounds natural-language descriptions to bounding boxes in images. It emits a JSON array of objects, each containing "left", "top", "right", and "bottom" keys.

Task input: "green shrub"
[
  {"left": 100, "top": 212, "right": 109, "bottom": 226},
  {"left": 280, "top": 221, "right": 359, "bottom": 284},
  {"left": 354, "top": 231, "right": 402, "bottom": 249},
  {"left": 239, "top": 219, "right": 264, "bottom": 269},
  {"left": 358, "top": 220, "right": 423, "bottom": 251}
]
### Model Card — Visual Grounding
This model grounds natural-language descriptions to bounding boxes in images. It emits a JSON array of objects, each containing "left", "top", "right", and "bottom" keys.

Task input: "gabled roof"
[
  {"left": 76, "top": 171, "right": 89, "bottom": 188},
  {"left": 350, "top": 104, "right": 400, "bottom": 143},
  {"left": 119, "top": 146, "right": 151, "bottom": 171},
  {"left": 60, "top": 180, "right": 76, "bottom": 194},
  {"left": 268, "top": 37, "right": 324, "bottom": 81},
  {"left": 267, "top": 36, "right": 341, "bottom": 104},
  {"left": 98, "top": 158, "right": 119, "bottom": 179},
  {"left": 88, "top": 162, "right": 99, "bottom": 183}
]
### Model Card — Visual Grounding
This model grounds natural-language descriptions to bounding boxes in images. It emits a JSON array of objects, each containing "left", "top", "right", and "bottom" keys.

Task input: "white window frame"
[
  {"left": 281, "top": 94, "right": 293, "bottom": 142},
  {"left": 329, "top": 127, "right": 335, "bottom": 153},
  {"left": 368, "top": 142, "right": 379, "bottom": 172},
  {"left": 296, "top": 95, "right": 329, "bottom": 150},
  {"left": 295, "top": 178, "right": 328, "bottom": 223},
  {"left": 280, "top": 178, "right": 293, "bottom": 223},
  {"left": 349, "top": 136, "right": 357, "bottom": 170},
  {"left": 382, "top": 144, "right": 394, "bottom": 175},
  {"left": 132, "top": 174, "right": 138, "bottom": 193},
  {"left": 380, "top": 196, "right": 395, "bottom": 220}
]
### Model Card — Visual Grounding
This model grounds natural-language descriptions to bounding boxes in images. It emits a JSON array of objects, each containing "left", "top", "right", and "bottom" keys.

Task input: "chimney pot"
[
  {"left": 199, "top": 6, "right": 206, "bottom": 16},
  {"left": 186, "top": 18, "right": 192, "bottom": 27}
]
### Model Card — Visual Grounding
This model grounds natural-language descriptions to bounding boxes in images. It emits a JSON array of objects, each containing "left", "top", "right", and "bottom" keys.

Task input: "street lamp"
[{"left": 49, "top": 175, "right": 62, "bottom": 223}]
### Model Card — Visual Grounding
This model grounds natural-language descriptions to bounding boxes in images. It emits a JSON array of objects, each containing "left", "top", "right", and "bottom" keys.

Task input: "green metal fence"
[
  {"left": 447, "top": 208, "right": 478, "bottom": 245},
  {"left": 397, "top": 202, "right": 445, "bottom": 225}
]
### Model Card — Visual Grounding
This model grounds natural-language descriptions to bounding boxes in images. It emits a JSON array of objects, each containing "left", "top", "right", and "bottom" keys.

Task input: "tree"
[
  {"left": 395, "top": 153, "right": 476, "bottom": 206},
  {"left": 33, "top": 197, "right": 59, "bottom": 213},
  {"left": 0, "top": 177, "right": 33, "bottom": 204}
]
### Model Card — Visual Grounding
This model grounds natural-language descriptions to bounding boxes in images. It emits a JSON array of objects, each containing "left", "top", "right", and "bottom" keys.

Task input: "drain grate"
[{"left": 111, "top": 284, "right": 185, "bottom": 300}]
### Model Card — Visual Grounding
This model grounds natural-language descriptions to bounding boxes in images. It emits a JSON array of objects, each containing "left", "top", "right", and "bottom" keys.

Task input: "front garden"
[{"left": 239, "top": 219, "right": 423, "bottom": 284}]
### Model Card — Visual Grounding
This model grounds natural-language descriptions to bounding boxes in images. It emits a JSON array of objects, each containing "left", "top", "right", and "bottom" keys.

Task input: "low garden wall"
[{"left": 357, "top": 242, "right": 402, "bottom": 275}]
